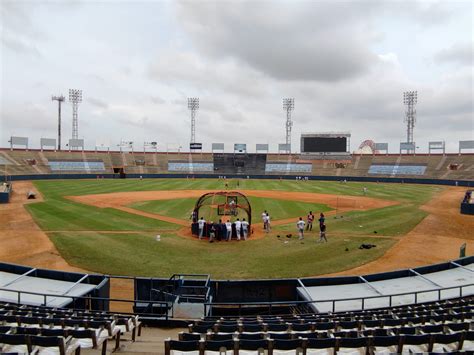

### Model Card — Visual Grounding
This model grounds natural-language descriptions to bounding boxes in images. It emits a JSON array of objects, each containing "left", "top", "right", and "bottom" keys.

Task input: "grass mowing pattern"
[
  {"left": 26, "top": 179, "right": 442, "bottom": 278},
  {"left": 31, "top": 178, "right": 441, "bottom": 204},
  {"left": 26, "top": 200, "right": 179, "bottom": 231},
  {"left": 276, "top": 204, "right": 428, "bottom": 237},
  {"left": 49, "top": 231, "right": 396, "bottom": 278},
  {"left": 129, "top": 196, "right": 332, "bottom": 222}
]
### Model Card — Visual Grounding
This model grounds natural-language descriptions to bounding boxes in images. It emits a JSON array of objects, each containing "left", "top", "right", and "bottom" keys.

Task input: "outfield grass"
[
  {"left": 27, "top": 200, "right": 179, "bottom": 231},
  {"left": 276, "top": 204, "right": 428, "bottom": 237},
  {"left": 31, "top": 178, "right": 442, "bottom": 204},
  {"left": 49, "top": 231, "right": 396, "bottom": 278},
  {"left": 25, "top": 179, "right": 442, "bottom": 278},
  {"left": 129, "top": 196, "right": 332, "bottom": 222}
]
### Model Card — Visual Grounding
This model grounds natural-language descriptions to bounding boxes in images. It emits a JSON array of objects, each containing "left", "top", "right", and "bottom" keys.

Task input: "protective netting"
[{"left": 193, "top": 191, "right": 252, "bottom": 225}]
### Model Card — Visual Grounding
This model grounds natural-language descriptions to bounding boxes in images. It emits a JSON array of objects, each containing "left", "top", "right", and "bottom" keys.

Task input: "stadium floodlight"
[
  {"left": 51, "top": 95, "right": 65, "bottom": 150},
  {"left": 188, "top": 97, "right": 200, "bottom": 144},
  {"left": 283, "top": 98, "right": 295, "bottom": 153},
  {"left": 403, "top": 91, "right": 417, "bottom": 153},
  {"left": 69, "top": 89, "right": 83, "bottom": 144}
]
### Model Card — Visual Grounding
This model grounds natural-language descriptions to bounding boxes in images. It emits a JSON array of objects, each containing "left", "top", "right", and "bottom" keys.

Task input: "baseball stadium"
[{"left": 1, "top": 1, "right": 474, "bottom": 354}]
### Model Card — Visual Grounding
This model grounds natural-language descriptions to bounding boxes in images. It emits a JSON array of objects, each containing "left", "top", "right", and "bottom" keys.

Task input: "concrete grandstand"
[{"left": 1, "top": 149, "right": 473, "bottom": 184}]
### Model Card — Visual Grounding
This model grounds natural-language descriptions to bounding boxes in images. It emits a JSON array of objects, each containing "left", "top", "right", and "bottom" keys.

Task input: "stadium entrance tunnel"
[{"left": 191, "top": 191, "right": 252, "bottom": 240}]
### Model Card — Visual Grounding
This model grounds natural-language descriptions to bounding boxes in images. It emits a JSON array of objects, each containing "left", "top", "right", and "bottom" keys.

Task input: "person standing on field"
[
  {"left": 306, "top": 211, "right": 314, "bottom": 231},
  {"left": 241, "top": 218, "right": 249, "bottom": 240},
  {"left": 225, "top": 220, "right": 232, "bottom": 241},
  {"left": 297, "top": 217, "right": 306, "bottom": 240},
  {"left": 265, "top": 213, "right": 271, "bottom": 233},
  {"left": 235, "top": 218, "right": 242, "bottom": 240},
  {"left": 318, "top": 213, "right": 325, "bottom": 227},
  {"left": 198, "top": 217, "right": 206, "bottom": 240},
  {"left": 262, "top": 210, "right": 268, "bottom": 231},
  {"left": 318, "top": 223, "right": 327, "bottom": 242},
  {"left": 209, "top": 222, "right": 216, "bottom": 243}
]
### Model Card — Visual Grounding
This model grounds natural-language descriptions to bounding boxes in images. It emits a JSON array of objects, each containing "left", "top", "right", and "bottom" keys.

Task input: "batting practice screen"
[{"left": 301, "top": 137, "right": 347, "bottom": 153}]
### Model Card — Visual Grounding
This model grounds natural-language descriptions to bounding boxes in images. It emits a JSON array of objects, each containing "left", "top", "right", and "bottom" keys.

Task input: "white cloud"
[{"left": 0, "top": 0, "right": 472, "bottom": 153}]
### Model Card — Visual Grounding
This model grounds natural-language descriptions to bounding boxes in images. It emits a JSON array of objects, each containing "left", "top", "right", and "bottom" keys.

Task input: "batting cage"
[{"left": 191, "top": 191, "right": 252, "bottom": 240}]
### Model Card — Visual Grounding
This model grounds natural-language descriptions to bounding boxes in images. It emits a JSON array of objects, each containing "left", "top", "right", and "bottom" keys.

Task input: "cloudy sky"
[{"left": 0, "top": 0, "right": 472, "bottom": 153}]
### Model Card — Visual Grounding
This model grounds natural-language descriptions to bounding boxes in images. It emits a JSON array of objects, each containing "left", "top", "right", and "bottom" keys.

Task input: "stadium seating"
[
  {"left": 0, "top": 301, "right": 142, "bottom": 354},
  {"left": 164, "top": 296, "right": 474, "bottom": 354},
  {"left": 1, "top": 149, "right": 473, "bottom": 180}
]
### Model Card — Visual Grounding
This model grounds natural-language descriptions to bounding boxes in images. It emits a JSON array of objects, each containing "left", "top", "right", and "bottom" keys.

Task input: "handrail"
[
  {"left": 0, "top": 286, "right": 169, "bottom": 309},
  {"left": 203, "top": 283, "right": 474, "bottom": 309}
]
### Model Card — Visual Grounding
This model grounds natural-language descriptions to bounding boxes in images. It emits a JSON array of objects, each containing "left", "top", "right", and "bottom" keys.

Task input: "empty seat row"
[
  {"left": 0, "top": 302, "right": 142, "bottom": 342},
  {"left": 190, "top": 316, "right": 472, "bottom": 335},
  {"left": 181, "top": 322, "right": 472, "bottom": 342},
  {"left": 166, "top": 331, "right": 474, "bottom": 355},
  {"left": 202, "top": 296, "right": 474, "bottom": 323}
]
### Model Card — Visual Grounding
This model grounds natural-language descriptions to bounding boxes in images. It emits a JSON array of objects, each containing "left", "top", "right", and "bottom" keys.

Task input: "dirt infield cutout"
[{"left": 68, "top": 189, "right": 397, "bottom": 239}]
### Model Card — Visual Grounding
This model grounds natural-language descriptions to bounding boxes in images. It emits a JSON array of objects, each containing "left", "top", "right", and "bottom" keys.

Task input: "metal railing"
[
  {"left": 0, "top": 286, "right": 171, "bottom": 319},
  {"left": 1, "top": 271, "right": 473, "bottom": 320},
  {"left": 203, "top": 283, "right": 474, "bottom": 317}
]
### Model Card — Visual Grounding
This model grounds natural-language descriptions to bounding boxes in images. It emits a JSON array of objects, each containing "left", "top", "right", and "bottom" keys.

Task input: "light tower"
[
  {"left": 188, "top": 97, "right": 199, "bottom": 144},
  {"left": 51, "top": 94, "right": 65, "bottom": 150},
  {"left": 403, "top": 91, "right": 417, "bottom": 152},
  {"left": 283, "top": 98, "right": 295, "bottom": 153},
  {"left": 69, "top": 89, "right": 83, "bottom": 141}
]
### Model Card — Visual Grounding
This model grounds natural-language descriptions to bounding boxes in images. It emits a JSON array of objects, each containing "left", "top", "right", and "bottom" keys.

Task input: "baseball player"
[
  {"left": 262, "top": 210, "right": 268, "bottom": 231},
  {"left": 241, "top": 218, "right": 249, "bottom": 240},
  {"left": 265, "top": 213, "right": 271, "bottom": 233},
  {"left": 198, "top": 217, "right": 206, "bottom": 240},
  {"left": 225, "top": 220, "right": 232, "bottom": 241},
  {"left": 235, "top": 218, "right": 242, "bottom": 240},
  {"left": 297, "top": 217, "right": 306, "bottom": 240},
  {"left": 306, "top": 211, "right": 314, "bottom": 231},
  {"left": 318, "top": 223, "right": 327, "bottom": 243}
]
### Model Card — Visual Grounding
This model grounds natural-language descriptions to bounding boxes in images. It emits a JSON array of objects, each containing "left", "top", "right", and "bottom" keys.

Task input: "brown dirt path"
[
  {"left": 0, "top": 181, "right": 84, "bottom": 272},
  {"left": 68, "top": 189, "right": 395, "bottom": 212},
  {"left": 327, "top": 187, "right": 474, "bottom": 276}
]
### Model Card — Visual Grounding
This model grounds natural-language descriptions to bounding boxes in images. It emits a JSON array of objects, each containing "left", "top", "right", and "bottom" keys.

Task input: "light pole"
[
  {"left": 52, "top": 94, "right": 65, "bottom": 150},
  {"left": 283, "top": 98, "right": 295, "bottom": 153},
  {"left": 69, "top": 89, "right": 83, "bottom": 143},
  {"left": 403, "top": 91, "right": 417, "bottom": 153},
  {"left": 188, "top": 98, "right": 199, "bottom": 144}
]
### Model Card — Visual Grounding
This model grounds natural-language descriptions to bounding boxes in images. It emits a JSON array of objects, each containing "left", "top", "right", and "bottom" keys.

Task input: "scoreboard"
[{"left": 301, "top": 133, "right": 350, "bottom": 153}]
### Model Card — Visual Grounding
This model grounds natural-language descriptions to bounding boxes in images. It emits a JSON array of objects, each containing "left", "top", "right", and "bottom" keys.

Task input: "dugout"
[
  {"left": 0, "top": 182, "right": 12, "bottom": 203},
  {"left": 461, "top": 190, "right": 474, "bottom": 215},
  {"left": 191, "top": 191, "right": 252, "bottom": 239}
]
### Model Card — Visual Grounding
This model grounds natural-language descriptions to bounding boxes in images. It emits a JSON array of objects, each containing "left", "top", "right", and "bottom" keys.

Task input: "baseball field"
[{"left": 2, "top": 178, "right": 473, "bottom": 280}]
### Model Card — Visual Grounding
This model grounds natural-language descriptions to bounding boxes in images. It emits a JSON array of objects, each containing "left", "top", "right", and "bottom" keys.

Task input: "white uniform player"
[
  {"left": 265, "top": 213, "right": 271, "bottom": 232},
  {"left": 241, "top": 219, "right": 249, "bottom": 240},
  {"left": 235, "top": 219, "right": 242, "bottom": 240},
  {"left": 296, "top": 218, "right": 306, "bottom": 240},
  {"left": 225, "top": 220, "right": 232, "bottom": 241},
  {"left": 262, "top": 211, "right": 267, "bottom": 231},
  {"left": 198, "top": 217, "right": 206, "bottom": 239}
]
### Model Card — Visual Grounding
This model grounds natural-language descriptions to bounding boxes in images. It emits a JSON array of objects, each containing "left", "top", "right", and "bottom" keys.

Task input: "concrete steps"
[{"left": 115, "top": 327, "right": 185, "bottom": 354}]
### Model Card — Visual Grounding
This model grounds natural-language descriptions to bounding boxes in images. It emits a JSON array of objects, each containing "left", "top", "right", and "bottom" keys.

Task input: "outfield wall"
[{"left": 4, "top": 173, "right": 474, "bottom": 187}]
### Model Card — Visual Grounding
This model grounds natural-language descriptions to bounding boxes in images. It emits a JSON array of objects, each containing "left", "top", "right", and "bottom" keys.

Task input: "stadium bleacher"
[
  {"left": 1, "top": 149, "right": 473, "bottom": 181},
  {"left": 0, "top": 301, "right": 142, "bottom": 354},
  {"left": 164, "top": 296, "right": 474, "bottom": 354}
]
